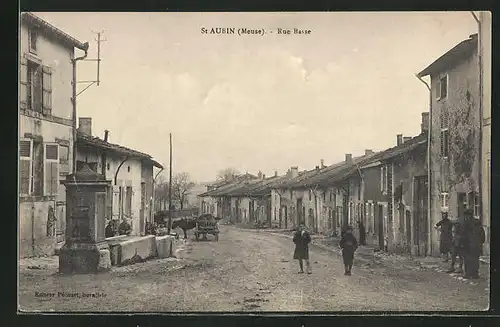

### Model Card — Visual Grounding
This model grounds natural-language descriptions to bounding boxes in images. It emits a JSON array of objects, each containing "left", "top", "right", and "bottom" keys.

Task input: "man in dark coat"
[
  {"left": 339, "top": 225, "right": 358, "bottom": 276},
  {"left": 293, "top": 223, "right": 312, "bottom": 274},
  {"left": 462, "top": 209, "right": 485, "bottom": 279},
  {"left": 105, "top": 220, "right": 116, "bottom": 238},
  {"left": 447, "top": 221, "right": 464, "bottom": 273},
  {"left": 435, "top": 210, "right": 453, "bottom": 261},
  {"left": 118, "top": 219, "right": 132, "bottom": 236}
]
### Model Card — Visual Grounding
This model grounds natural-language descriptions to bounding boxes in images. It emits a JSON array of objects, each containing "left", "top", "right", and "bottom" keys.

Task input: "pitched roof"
[
  {"left": 295, "top": 155, "right": 370, "bottom": 188},
  {"left": 77, "top": 132, "right": 164, "bottom": 169},
  {"left": 315, "top": 133, "right": 427, "bottom": 188},
  {"left": 418, "top": 34, "right": 478, "bottom": 77},
  {"left": 21, "top": 12, "right": 88, "bottom": 51}
]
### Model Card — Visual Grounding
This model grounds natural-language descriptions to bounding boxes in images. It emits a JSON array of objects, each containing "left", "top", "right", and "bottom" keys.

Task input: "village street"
[{"left": 19, "top": 225, "right": 488, "bottom": 312}]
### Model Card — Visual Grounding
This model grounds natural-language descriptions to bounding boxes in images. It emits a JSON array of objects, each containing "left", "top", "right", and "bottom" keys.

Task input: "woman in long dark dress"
[
  {"left": 340, "top": 226, "right": 358, "bottom": 276},
  {"left": 435, "top": 211, "right": 453, "bottom": 261},
  {"left": 293, "top": 223, "right": 312, "bottom": 274}
]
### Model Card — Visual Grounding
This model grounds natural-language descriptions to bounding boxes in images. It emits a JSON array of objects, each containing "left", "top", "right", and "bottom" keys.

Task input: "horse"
[
  {"left": 171, "top": 218, "right": 197, "bottom": 239},
  {"left": 171, "top": 214, "right": 221, "bottom": 239}
]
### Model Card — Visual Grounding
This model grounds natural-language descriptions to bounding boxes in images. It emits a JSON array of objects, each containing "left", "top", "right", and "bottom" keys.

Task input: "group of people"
[
  {"left": 293, "top": 223, "right": 358, "bottom": 275},
  {"left": 105, "top": 219, "right": 132, "bottom": 238},
  {"left": 435, "top": 208, "right": 486, "bottom": 279},
  {"left": 293, "top": 208, "right": 485, "bottom": 279}
]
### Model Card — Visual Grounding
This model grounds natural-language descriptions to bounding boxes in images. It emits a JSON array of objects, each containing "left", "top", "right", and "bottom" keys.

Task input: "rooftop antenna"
[{"left": 76, "top": 30, "right": 106, "bottom": 97}]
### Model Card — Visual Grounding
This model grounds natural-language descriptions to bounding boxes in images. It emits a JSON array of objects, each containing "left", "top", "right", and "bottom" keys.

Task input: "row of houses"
[
  {"left": 19, "top": 13, "right": 164, "bottom": 258},
  {"left": 199, "top": 26, "right": 491, "bottom": 257}
]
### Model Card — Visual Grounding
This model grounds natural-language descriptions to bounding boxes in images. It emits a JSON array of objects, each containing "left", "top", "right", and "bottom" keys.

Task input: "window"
[
  {"left": 440, "top": 192, "right": 449, "bottom": 208},
  {"left": 127, "top": 166, "right": 131, "bottom": 173},
  {"left": 44, "top": 144, "right": 59, "bottom": 195},
  {"left": 59, "top": 145, "right": 70, "bottom": 174},
  {"left": 358, "top": 181, "right": 361, "bottom": 200},
  {"left": 329, "top": 190, "right": 333, "bottom": 202},
  {"left": 381, "top": 165, "right": 388, "bottom": 194},
  {"left": 440, "top": 130, "right": 450, "bottom": 158},
  {"left": 323, "top": 191, "right": 326, "bottom": 202},
  {"left": 107, "top": 163, "right": 110, "bottom": 170},
  {"left": 19, "top": 58, "right": 52, "bottom": 115},
  {"left": 29, "top": 30, "right": 38, "bottom": 53},
  {"left": 436, "top": 75, "right": 448, "bottom": 100},
  {"left": 467, "top": 191, "right": 480, "bottom": 218},
  {"left": 19, "top": 139, "right": 33, "bottom": 195},
  {"left": 308, "top": 190, "right": 312, "bottom": 201},
  {"left": 27, "top": 61, "right": 42, "bottom": 112}
]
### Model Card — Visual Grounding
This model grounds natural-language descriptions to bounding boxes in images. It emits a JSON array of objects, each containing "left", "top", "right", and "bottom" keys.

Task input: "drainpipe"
[
  {"left": 415, "top": 74, "right": 432, "bottom": 256},
  {"left": 31, "top": 203, "right": 35, "bottom": 256},
  {"left": 471, "top": 11, "right": 483, "bottom": 226},
  {"left": 71, "top": 46, "right": 89, "bottom": 173}
]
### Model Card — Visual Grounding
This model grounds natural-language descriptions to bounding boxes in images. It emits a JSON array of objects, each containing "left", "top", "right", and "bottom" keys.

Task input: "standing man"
[
  {"left": 435, "top": 209, "right": 453, "bottom": 262},
  {"left": 293, "top": 223, "right": 312, "bottom": 274},
  {"left": 463, "top": 209, "right": 485, "bottom": 279}
]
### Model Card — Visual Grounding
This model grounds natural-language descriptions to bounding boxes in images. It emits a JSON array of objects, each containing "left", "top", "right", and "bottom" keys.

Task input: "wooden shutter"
[
  {"left": 33, "top": 65, "right": 43, "bottom": 113},
  {"left": 20, "top": 58, "right": 28, "bottom": 109},
  {"left": 44, "top": 143, "right": 59, "bottom": 195},
  {"left": 19, "top": 139, "right": 33, "bottom": 195},
  {"left": 42, "top": 66, "right": 52, "bottom": 116}
]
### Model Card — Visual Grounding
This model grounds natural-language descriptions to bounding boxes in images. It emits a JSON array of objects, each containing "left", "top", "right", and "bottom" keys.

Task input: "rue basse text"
[{"left": 277, "top": 28, "right": 311, "bottom": 35}]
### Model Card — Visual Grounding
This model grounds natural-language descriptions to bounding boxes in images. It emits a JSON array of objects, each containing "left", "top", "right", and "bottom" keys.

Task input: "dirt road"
[{"left": 18, "top": 225, "right": 489, "bottom": 312}]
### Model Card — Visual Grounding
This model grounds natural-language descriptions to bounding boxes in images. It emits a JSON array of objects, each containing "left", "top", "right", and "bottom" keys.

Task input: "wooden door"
[{"left": 377, "top": 204, "right": 384, "bottom": 250}]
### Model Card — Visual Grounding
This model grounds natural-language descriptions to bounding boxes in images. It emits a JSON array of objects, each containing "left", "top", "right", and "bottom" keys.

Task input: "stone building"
[
  {"left": 76, "top": 118, "right": 163, "bottom": 236},
  {"left": 417, "top": 33, "right": 483, "bottom": 256},
  {"left": 19, "top": 12, "right": 88, "bottom": 257}
]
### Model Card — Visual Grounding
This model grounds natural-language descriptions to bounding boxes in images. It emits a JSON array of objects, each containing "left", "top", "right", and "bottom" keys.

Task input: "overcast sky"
[{"left": 34, "top": 12, "right": 478, "bottom": 183}]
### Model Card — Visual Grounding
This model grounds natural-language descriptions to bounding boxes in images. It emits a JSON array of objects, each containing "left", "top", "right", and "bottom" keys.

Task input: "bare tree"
[
  {"left": 172, "top": 172, "right": 196, "bottom": 209},
  {"left": 154, "top": 173, "right": 170, "bottom": 211},
  {"left": 216, "top": 167, "right": 240, "bottom": 182}
]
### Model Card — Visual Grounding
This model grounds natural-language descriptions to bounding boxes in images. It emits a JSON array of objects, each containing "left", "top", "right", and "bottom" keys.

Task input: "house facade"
[
  {"left": 479, "top": 12, "right": 491, "bottom": 256},
  {"left": 19, "top": 13, "right": 89, "bottom": 258},
  {"left": 418, "top": 34, "right": 483, "bottom": 257},
  {"left": 76, "top": 118, "right": 163, "bottom": 236}
]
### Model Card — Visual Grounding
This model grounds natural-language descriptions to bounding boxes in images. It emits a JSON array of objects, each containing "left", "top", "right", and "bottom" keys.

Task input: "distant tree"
[
  {"left": 172, "top": 172, "right": 196, "bottom": 209},
  {"left": 154, "top": 173, "right": 170, "bottom": 211},
  {"left": 216, "top": 167, "right": 240, "bottom": 182}
]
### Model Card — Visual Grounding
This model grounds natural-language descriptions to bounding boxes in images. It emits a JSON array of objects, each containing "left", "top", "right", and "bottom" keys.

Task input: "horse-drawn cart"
[{"left": 194, "top": 218, "right": 219, "bottom": 241}]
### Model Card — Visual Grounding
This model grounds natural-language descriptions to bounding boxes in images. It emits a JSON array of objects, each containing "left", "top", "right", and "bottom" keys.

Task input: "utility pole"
[{"left": 167, "top": 133, "right": 173, "bottom": 234}]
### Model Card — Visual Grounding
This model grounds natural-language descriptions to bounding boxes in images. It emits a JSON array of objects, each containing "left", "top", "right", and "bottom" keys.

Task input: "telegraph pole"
[{"left": 167, "top": 133, "right": 173, "bottom": 234}]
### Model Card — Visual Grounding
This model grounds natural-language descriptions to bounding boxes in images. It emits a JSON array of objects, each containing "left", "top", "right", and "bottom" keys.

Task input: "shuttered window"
[
  {"left": 440, "top": 130, "right": 449, "bottom": 158},
  {"left": 44, "top": 143, "right": 59, "bottom": 195},
  {"left": 19, "top": 139, "right": 33, "bottom": 195},
  {"left": 20, "top": 59, "right": 51, "bottom": 115}
]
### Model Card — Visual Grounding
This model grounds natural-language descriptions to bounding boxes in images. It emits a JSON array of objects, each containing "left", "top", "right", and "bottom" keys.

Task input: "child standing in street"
[{"left": 340, "top": 225, "right": 358, "bottom": 276}]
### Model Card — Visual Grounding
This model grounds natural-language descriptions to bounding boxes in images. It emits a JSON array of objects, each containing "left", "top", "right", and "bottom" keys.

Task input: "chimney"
[
  {"left": 262, "top": 174, "right": 266, "bottom": 179},
  {"left": 345, "top": 154, "right": 353, "bottom": 164},
  {"left": 403, "top": 136, "right": 412, "bottom": 143},
  {"left": 315, "top": 165, "right": 320, "bottom": 170},
  {"left": 421, "top": 112, "right": 429, "bottom": 134},
  {"left": 365, "top": 149, "right": 374, "bottom": 156},
  {"left": 258, "top": 171, "right": 263, "bottom": 179},
  {"left": 290, "top": 166, "right": 299, "bottom": 178},
  {"left": 104, "top": 130, "right": 109, "bottom": 142},
  {"left": 274, "top": 171, "right": 278, "bottom": 177},
  {"left": 320, "top": 159, "right": 325, "bottom": 168},
  {"left": 78, "top": 117, "right": 92, "bottom": 136},
  {"left": 397, "top": 134, "right": 403, "bottom": 146}
]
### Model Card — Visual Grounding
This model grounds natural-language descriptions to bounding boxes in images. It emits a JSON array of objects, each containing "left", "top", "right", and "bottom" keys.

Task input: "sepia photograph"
[{"left": 18, "top": 11, "right": 491, "bottom": 312}]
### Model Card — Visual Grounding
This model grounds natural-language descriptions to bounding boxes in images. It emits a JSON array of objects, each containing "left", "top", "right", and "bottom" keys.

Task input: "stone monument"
[{"left": 59, "top": 163, "right": 112, "bottom": 274}]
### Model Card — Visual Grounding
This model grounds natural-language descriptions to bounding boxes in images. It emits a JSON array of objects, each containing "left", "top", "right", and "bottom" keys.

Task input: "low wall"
[
  {"left": 108, "top": 235, "right": 157, "bottom": 266},
  {"left": 156, "top": 235, "right": 175, "bottom": 258}
]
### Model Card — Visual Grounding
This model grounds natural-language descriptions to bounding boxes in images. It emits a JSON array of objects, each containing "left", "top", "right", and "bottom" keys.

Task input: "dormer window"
[{"left": 29, "top": 30, "right": 38, "bottom": 54}]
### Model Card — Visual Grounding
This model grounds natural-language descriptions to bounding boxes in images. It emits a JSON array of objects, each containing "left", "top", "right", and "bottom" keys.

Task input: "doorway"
[
  {"left": 297, "top": 198, "right": 303, "bottom": 225},
  {"left": 405, "top": 210, "right": 412, "bottom": 253},
  {"left": 413, "top": 176, "right": 428, "bottom": 256},
  {"left": 377, "top": 204, "right": 384, "bottom": 250},
  {"left": 140, "top": 182, "right": 146, "bottom": 235}
]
